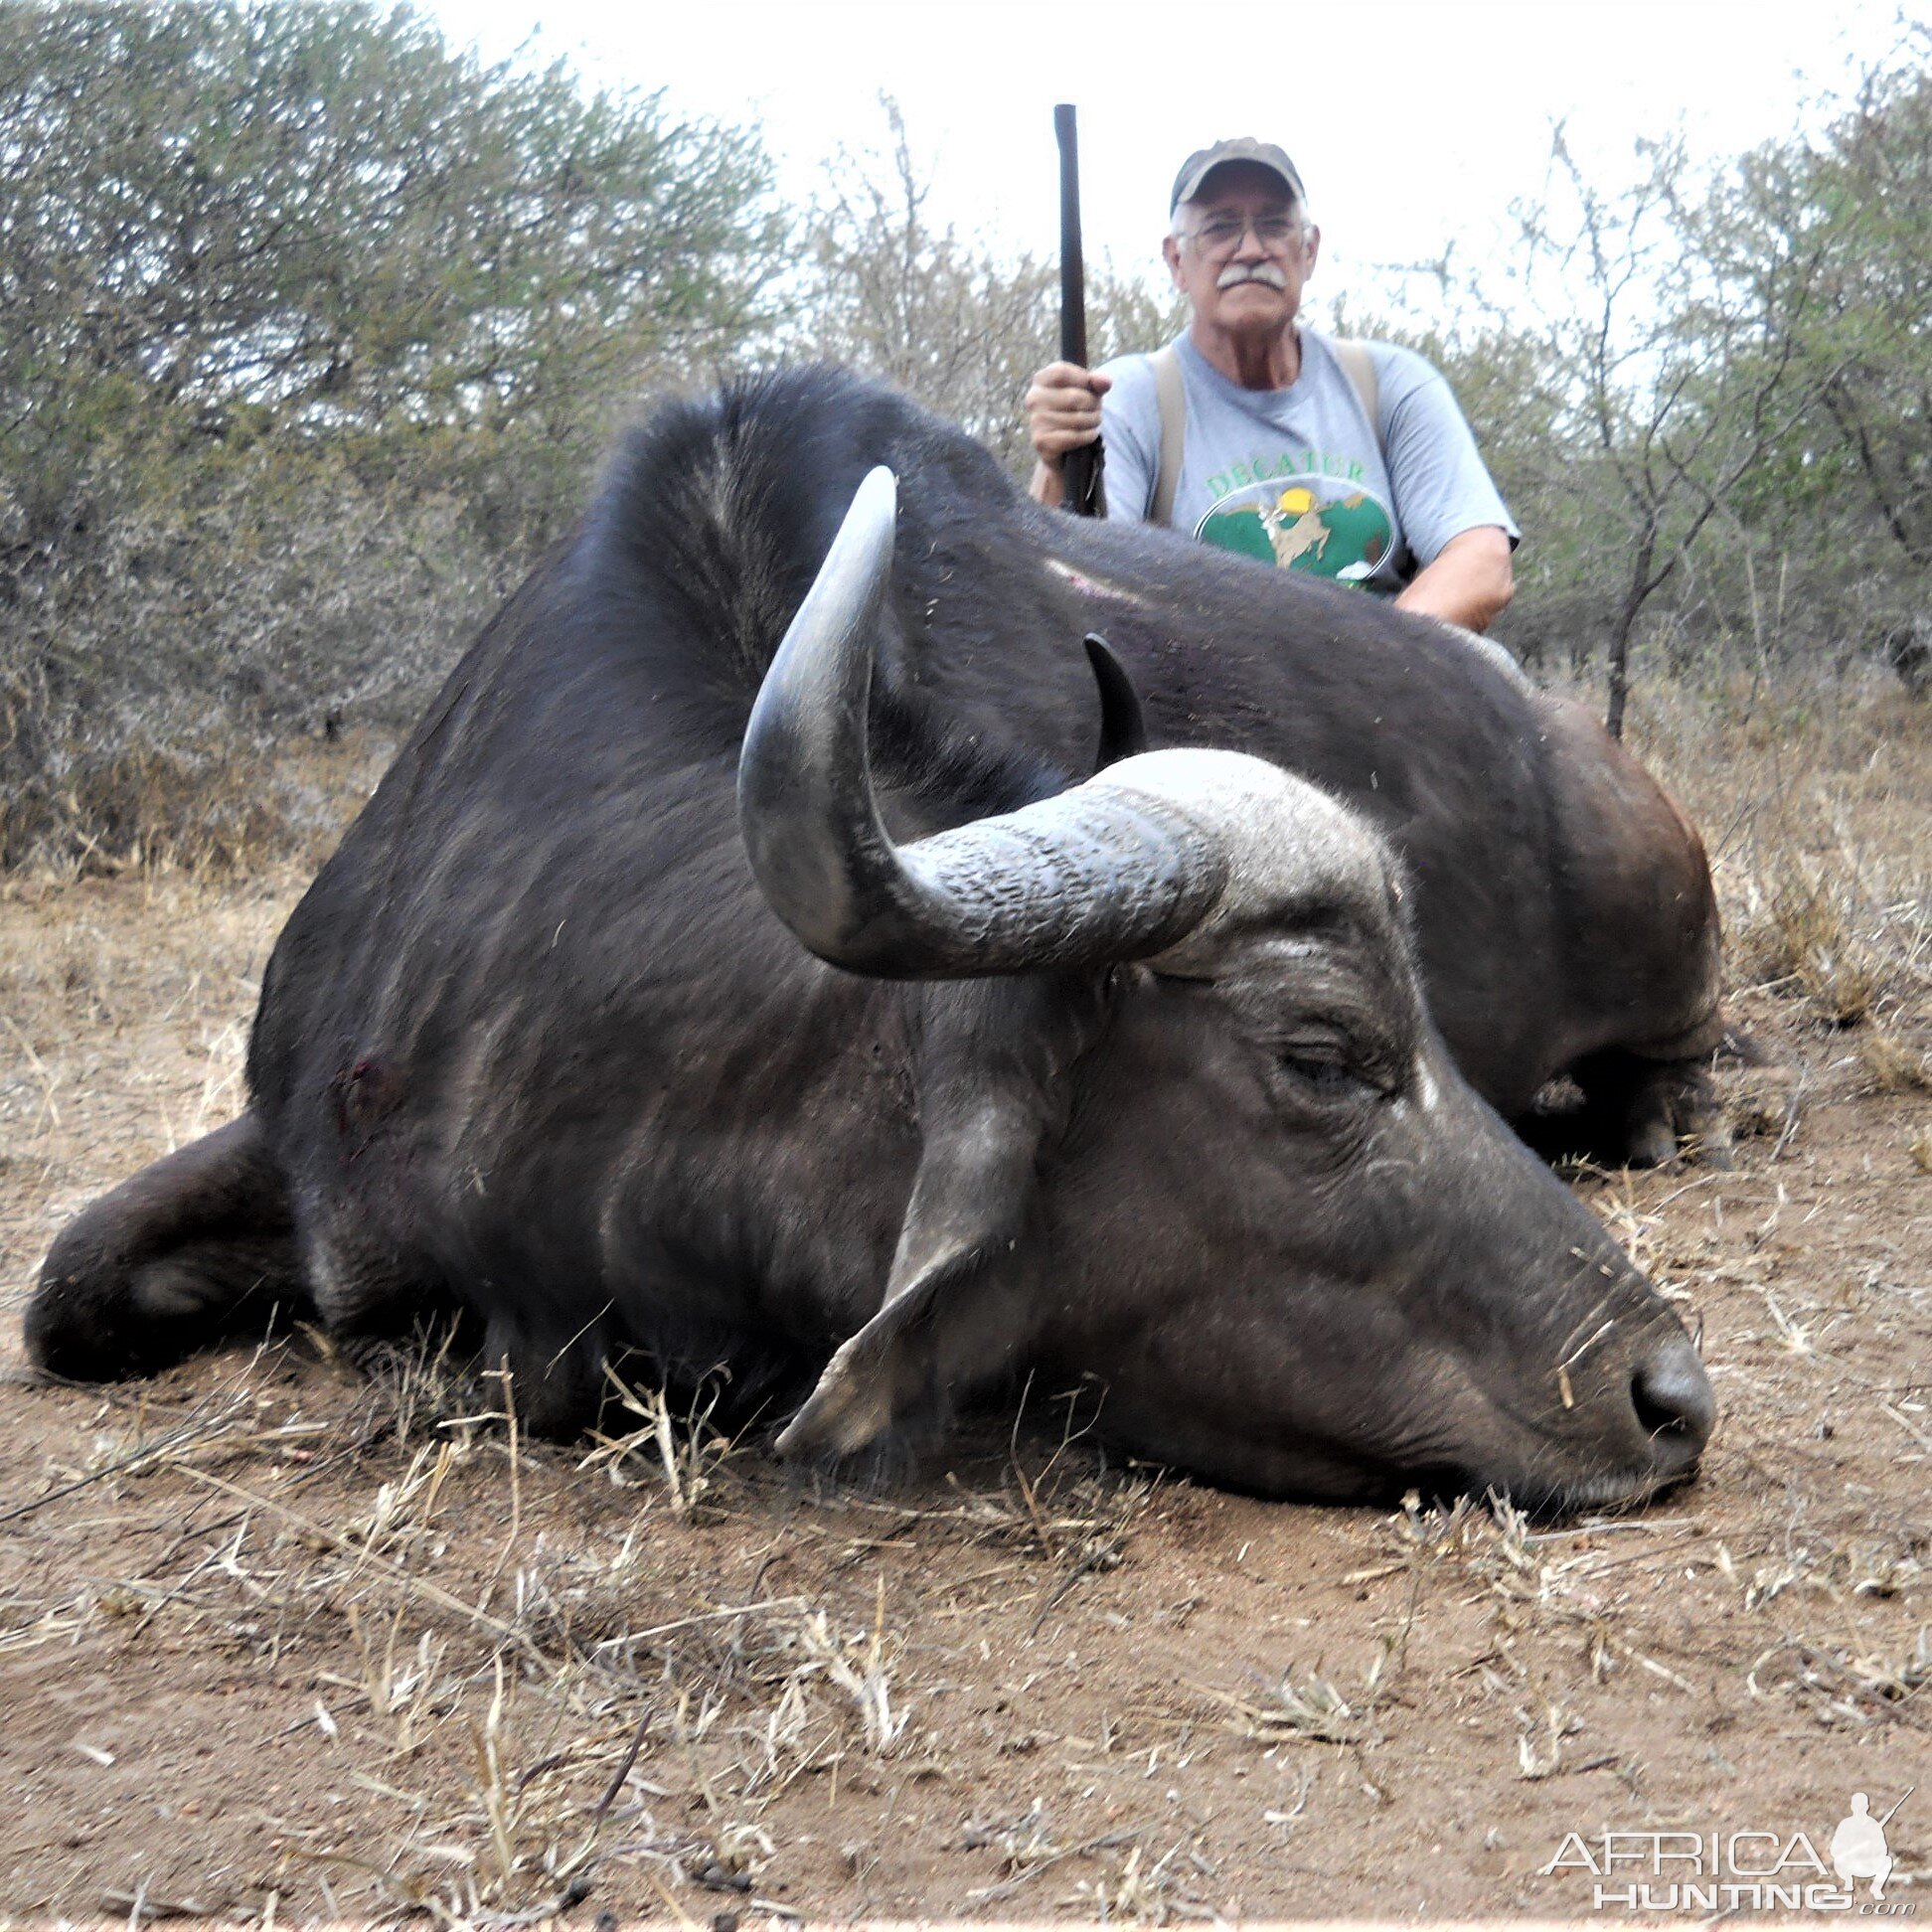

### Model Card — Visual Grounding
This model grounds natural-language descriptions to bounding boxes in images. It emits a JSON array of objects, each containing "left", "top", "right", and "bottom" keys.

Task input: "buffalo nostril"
[{"left": 1632, "top": 1337, "right": 1715, "bottom": 1469}]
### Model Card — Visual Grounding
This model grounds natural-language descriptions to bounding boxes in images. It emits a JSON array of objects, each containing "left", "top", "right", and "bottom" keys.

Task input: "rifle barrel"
[
  {"left": 1052, "top": 103, "right": 1105, "bottom": 518},
  {"left": 1054, "top": 103, "right": 1087, "bottom": 369}
]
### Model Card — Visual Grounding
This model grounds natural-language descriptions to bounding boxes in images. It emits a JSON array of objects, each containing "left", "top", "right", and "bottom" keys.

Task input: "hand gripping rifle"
[{"left": 1053, "top": 103, "right": 1106, "bottom": 518}]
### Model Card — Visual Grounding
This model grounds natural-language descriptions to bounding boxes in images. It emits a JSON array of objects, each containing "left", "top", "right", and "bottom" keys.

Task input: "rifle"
[{"left": 1053, "top": 103, "right": 1105, "bottom": 518}]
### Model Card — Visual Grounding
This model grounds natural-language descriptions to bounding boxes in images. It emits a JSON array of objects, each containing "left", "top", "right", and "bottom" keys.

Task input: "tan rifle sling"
[{"left": 1150, "top": 344, "right": 1188, "bottom": 529}]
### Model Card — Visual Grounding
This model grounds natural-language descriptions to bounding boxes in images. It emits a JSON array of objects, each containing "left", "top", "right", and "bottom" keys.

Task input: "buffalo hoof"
[
  {"left": 1623, "top": 1060, "right": 1729, "bottom": 1170},
  {"left": 1526, "top": 1050, "right": 1728, "bottom": 1171}
]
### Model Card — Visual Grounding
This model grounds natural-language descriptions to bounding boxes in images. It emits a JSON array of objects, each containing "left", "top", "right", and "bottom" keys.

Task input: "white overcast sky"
[{"left": 430, "top": 0, "right": 1922, "bottom": 322}]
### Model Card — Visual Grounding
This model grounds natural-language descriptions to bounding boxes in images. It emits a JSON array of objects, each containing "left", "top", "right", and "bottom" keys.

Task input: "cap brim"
[{"left": 1172, "top": 156, "right": 1304, "bottom": 211}]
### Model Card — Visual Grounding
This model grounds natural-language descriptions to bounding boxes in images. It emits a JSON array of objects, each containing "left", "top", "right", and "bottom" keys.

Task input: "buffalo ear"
[{"left": 776, "top": 976, "right": 1098, "bottom": 1464}]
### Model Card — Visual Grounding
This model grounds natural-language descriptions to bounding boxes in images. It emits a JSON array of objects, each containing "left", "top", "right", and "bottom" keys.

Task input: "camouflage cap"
[{"left": 1170, "top": 138, "right": 1307, "bottom": 213}]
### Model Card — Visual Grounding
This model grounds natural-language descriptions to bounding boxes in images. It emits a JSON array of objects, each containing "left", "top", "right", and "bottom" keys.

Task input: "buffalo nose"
[{"left": 1631, "top": 1335, "right": 1715, "bottom": 1478}]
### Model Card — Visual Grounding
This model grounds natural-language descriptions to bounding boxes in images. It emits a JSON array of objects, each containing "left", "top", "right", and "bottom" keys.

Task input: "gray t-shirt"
[{"left": 1097, "top": 328, "right": 1518, "bottom": 590}]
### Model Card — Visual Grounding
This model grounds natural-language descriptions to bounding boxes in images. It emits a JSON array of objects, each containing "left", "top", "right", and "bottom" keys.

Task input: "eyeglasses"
[{"left": 1183, "top": 213, "right": 1303, "bottom": 255}]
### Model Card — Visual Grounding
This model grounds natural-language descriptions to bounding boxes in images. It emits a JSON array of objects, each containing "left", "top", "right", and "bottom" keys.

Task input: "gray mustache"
[{"left": 1217, "top": 262, "right": 1287, "bottom": 291}]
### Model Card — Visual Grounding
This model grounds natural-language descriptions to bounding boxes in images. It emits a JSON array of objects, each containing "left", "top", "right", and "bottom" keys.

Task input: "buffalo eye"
[{"left": 1273, "top": 1044, "right": 1380, "bottom": 1101}]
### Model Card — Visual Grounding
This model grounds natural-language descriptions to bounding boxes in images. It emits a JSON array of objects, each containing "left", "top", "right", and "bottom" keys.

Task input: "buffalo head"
[{"left": 738, "top": 469, "right": 1713, "bottom": 1511}]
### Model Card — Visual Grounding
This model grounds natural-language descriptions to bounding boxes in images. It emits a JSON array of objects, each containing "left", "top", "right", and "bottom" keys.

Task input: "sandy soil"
[{"left": 1, "top": 698, "right": 1926, "bottom": 1925}]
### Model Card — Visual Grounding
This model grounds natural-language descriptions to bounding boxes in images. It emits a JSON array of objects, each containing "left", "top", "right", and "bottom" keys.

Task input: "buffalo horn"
[
  {"left": 1086, "top": 633, "right": 1148, "bottom": 769},
  {"left": 737, "top": 468, "right": 1230, "bottom": 979}
]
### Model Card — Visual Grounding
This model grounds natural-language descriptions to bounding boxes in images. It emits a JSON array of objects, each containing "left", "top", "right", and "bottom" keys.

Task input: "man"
[{"left": 1026, "top": 138, "right": 1517, "bottom": 633}]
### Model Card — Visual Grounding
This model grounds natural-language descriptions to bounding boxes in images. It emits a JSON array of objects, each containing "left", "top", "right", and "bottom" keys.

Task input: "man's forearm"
[
  {"left": 1394, "top": 527, "right": 1515, "bottom": 634},
  {"left": 1029, "top": 460, "right": 1065, "bottom": 509}
]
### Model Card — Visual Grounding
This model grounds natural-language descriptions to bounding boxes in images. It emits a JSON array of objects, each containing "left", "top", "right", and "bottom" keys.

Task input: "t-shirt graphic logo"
[
  {"left": 1830, "top": 1790, "right": 1905, "bottom": 1899},
  {"left": 1195, "top": 474, "right": 1395, "bottom": 584}
]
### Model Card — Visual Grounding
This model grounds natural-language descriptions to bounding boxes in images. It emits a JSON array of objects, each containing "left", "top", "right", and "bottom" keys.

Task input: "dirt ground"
[{"left": 1, "top": 692, "right": 1927, "bottom": 1925}]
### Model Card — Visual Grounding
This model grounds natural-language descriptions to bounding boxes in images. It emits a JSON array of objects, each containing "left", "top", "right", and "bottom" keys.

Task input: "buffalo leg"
[
  {"left": 27, "top": 1111, "right": 310, "bottom": 1379},
  {"left": 1569, "top": 1049, "right": 1729, "bottom": 1169},
  {"left": 304, "top": 1219, "right": 604, "bottom": 1436},
  {"left": 477, "top": 1314, "right": 608, "bottom": 1441}
]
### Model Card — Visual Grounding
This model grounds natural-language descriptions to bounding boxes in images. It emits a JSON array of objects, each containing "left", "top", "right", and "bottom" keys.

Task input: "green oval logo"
[{"left": 1196, "top": 477, "right": 1394, "bottom": 585}]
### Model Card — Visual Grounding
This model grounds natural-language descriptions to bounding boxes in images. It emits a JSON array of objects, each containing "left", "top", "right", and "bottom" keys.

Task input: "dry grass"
[
  {"left": 1853, "top": 1025, "right": 1932, "bottom": 1094},
  {"left": 34, "top": 1360, "right": 1172, "bottom": 1917},
  {"left": 579, "top": 1367, "right": 741, "bottom": 1523},
  {"left": 0, "top": 728, "right": 391, "bottom": 881},
  {"left": 1735, "top": 864, "right": 1885, "bottom": 1025},
  {"left": 1205, "top": 1669, "right": 1363, "bottom": 1748},
  {"left": 0, "top": 1364, "right": 956, "bottom": 1916}
]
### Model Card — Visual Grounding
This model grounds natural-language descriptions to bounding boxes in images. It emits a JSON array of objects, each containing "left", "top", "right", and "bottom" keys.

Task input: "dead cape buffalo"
[{"left": 29, "top": 367, "right": 1721, "bottom": 1509}]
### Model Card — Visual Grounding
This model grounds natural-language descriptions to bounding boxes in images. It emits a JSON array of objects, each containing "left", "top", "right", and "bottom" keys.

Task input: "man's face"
[{"left": 1163, "top": 162, "right": 1319, "bottom": 338}]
